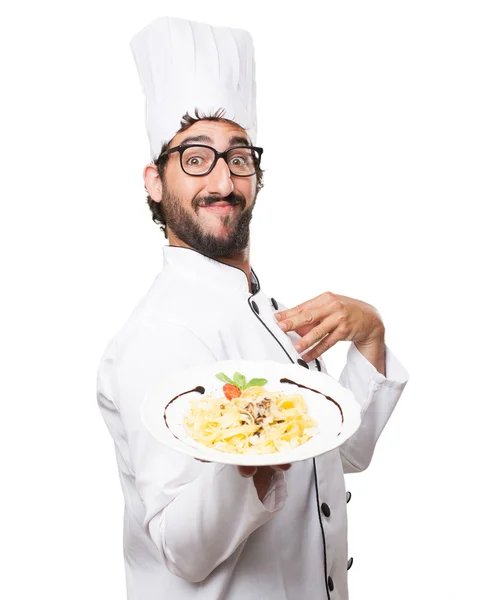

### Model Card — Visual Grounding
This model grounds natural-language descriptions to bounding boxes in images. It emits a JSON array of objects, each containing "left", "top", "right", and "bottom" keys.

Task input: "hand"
[
  {"left": 275, "top": 292, "right": 385, "bottom": 364},
  {"left": 238, "top": 464, "right": 291, "bottom": 502}
]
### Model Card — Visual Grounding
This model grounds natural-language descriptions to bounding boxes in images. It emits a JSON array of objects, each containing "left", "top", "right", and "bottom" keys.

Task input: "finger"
[
  {"left": 276, "top": 304, "right": 331, "bottom": 334},
  {"left": 275, "top": 292, "right": 336, "bottom": 323},
  {"left": 300, "top": 327, "right": 344, "bottom": 362},
  {"left": 272, "top": 463, "right": 292, "bottom": 471},
  {"left": 238, "top": 466, "right": 257, "bottom": 477},
  {"left": 293, "top": 314, "right": 340, "bottom": 354}
]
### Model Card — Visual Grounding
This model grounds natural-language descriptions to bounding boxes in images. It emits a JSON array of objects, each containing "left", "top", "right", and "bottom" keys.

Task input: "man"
[{"left": 97, "top": 16, "right": 408, "bottom": 600}]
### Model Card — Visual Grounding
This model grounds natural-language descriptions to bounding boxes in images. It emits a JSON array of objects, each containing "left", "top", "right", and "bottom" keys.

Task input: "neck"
[{"left": 167, "top": 234, "right": 253, "bottom": 293}]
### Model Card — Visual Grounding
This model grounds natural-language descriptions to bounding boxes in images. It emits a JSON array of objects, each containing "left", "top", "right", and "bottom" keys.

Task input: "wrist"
[
  {"left": 354, "top": 329, "right": 386, "bottom": 376},
  {"left": 355, "top": 322, "right": 385, "bottom": 348},
  {"left": 253, "top": 467, "right": 275, "bottom": 502}
]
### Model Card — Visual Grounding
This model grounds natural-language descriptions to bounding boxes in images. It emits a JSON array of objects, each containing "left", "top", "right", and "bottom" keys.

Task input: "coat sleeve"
[
  {"left": 337, "top": 342, "right": 409, "bottom": 473},
  {"left": 97, "top": 319, "right": 288, "bottom": 583}
]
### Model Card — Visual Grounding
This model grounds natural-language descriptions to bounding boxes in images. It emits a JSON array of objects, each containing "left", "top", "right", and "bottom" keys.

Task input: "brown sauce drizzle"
[
  {"left": 280, "top": 378, "right": 344, "bottom": 424},
  {"left": 164, "top": 385, "right": 205, "bottom": 439}
]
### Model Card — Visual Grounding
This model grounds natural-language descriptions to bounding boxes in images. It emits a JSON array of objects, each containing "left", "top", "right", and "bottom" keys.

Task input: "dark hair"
[{"left": 145, "top": 108, "right": 264, "bottom": 238}]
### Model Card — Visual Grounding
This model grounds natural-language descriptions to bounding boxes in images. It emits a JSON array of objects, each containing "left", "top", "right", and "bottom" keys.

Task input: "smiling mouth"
[
  {"left": 198, "top": 203, "right": 240, "bottom": 215},
  {"left": 197, "top": 199, "right": 241, "bottom": 215},
  {"left": 197, "top": 200, "right": 240, "bottom": 207}
]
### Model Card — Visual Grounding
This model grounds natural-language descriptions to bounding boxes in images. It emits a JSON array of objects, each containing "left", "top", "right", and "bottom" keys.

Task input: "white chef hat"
[{"left": 130, "top": 16, "right": 258, "bottom": 161}]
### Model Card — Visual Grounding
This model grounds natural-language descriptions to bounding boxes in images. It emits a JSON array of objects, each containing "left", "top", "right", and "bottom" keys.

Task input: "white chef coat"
[{"left": 96, "top": 245, "right": 409, "bottom": 600}]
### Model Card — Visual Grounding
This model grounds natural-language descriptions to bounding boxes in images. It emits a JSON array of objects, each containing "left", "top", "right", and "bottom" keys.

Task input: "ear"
[{"left": 143, "top": 163, "right": 163, "bottom": 203}]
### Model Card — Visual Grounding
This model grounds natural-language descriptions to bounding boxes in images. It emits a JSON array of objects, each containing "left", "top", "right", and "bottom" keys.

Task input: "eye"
[
  {"left": 229, "top": 156, "right": 247, "bottom": 166},
  {"left": 186, "top": 156, "right": 204, "bottom": 166}
]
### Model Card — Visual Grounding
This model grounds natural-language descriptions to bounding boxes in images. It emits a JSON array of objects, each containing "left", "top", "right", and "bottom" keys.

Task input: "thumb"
[{"left": 238, "top": 466, "right": 257, "bottom": 477}]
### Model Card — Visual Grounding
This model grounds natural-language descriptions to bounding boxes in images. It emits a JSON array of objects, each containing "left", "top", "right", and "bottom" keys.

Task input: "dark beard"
[{"left": 160, "top": 185, "right": 256, "bottom": 259}]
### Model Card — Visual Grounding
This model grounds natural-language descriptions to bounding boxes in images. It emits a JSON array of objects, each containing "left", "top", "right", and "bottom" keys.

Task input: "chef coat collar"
[{"left": 162, "top": 245, "right": 260, "bottom": 295}]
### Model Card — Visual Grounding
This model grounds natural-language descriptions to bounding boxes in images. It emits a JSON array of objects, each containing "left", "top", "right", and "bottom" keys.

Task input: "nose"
[{"left": 205, "top": 157, "right": 234, "bottom": 197}]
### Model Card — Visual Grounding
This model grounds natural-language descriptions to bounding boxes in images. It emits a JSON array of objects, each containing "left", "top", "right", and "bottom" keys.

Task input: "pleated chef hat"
[{"left": 130, "top": 16, "right": 258, "bottom": 161}]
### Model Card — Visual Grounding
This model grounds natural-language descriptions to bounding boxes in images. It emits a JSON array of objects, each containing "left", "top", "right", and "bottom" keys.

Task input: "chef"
[{"left": 96, "top": 16, "right": 409, "bottom": 600}]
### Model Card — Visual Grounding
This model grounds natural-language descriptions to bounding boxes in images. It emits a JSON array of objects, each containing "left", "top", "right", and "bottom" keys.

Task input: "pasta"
[{"left": 183, "top": 379, "right": 317, "bottom": 455}]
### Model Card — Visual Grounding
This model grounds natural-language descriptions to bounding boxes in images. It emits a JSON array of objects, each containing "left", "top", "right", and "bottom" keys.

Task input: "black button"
[
  {"left": 297, "top": 359, "right": 309, "bottom": 369},
  {"left": 328, "top": 576, "right": 334, "bottom": 591},
  {"left": 271, "top": 297, "right": 279, "bottom": 310},
  {"left": 251, "top": 301, "right": 260, "bottom": 315},
  {"left": 314, "top": 358, "right": 322, "bottom": 372},
  {"left": 347, "top": 557, "right": 354, "bottom": 570},
  {"left": 346, "top": 491, "right": 352, "bottom": 503},
  {"left": 321, "top": 502, "right": 331, "bottom": 517}
]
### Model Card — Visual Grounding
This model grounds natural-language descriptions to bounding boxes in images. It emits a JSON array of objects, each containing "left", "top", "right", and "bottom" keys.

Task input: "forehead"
[{"left": 171, "top": 120, "right": 251, "bottom": 149}]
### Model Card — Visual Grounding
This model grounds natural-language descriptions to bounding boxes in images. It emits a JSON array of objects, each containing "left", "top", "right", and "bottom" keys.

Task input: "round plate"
[{"left": 141, "top": 359, "right": 361, "bottom": 466}]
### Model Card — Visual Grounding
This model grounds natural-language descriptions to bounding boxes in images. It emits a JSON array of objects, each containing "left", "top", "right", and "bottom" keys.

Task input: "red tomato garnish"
[{"left": 223, "top": 384, "right": 241, "bottom": 400}]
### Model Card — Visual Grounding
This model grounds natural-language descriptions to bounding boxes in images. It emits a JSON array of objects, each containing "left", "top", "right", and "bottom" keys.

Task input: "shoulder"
[
  {"left": 97, "top": 294, "right": 216, "bottom": 399},
  {"left": 118, "top": 318, "right": 216, "bottom": 371},
  {"left": 103, "top": 318, "right": 218, "bottom": 415}
]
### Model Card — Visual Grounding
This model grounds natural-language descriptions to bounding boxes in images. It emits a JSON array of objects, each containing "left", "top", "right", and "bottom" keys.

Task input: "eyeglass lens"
[{"left": 181, "top": 146, "right": 259, "bottom": 176}]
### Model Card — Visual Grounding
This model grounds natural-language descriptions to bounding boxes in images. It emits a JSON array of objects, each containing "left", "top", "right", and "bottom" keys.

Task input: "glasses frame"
[{"left": 159, "top": 144, "right": 264, "bottom": 177}]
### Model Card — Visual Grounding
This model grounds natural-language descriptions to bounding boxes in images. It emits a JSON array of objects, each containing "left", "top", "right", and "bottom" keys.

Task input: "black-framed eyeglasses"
[{"left": 159, "top": 144, "right": 263, "bottom": 177}]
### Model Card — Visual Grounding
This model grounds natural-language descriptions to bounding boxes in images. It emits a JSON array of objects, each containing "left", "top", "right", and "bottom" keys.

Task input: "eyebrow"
[
  {"left": 228, "top": 135, "right": 251, "bottom": 146},
  {"left": 178, "top": 134, "right": 213, "bottom": 145},
  {"left": 177, "top": 134, "right": 252, "bottom": 147}
]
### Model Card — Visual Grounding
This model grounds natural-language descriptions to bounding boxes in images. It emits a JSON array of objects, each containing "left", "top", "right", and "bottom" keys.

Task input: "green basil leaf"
[
  {"left": 215, "top": 373, "right": 235, "bottom": 385},
  {"left": 245, "top": 378, "right": 268, "bottom": 388},
  {"left": 233, "top": 372, "right": 247, "bottom": 390}
]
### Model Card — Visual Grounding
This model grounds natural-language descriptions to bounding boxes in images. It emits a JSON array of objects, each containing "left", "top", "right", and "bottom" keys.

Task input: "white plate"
[{"left": 142, "top": 359, "right": 361, "bottom": 466}]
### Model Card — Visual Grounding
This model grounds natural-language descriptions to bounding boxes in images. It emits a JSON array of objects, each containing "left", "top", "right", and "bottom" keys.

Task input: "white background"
[{"left": 1, "top": 1, "right": 478, "bottom": 598}]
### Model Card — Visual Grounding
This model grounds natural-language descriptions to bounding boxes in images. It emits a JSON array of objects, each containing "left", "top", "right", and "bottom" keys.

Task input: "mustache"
[{"left": 194, "top": 193, "right": 245, "bottom": 209}]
